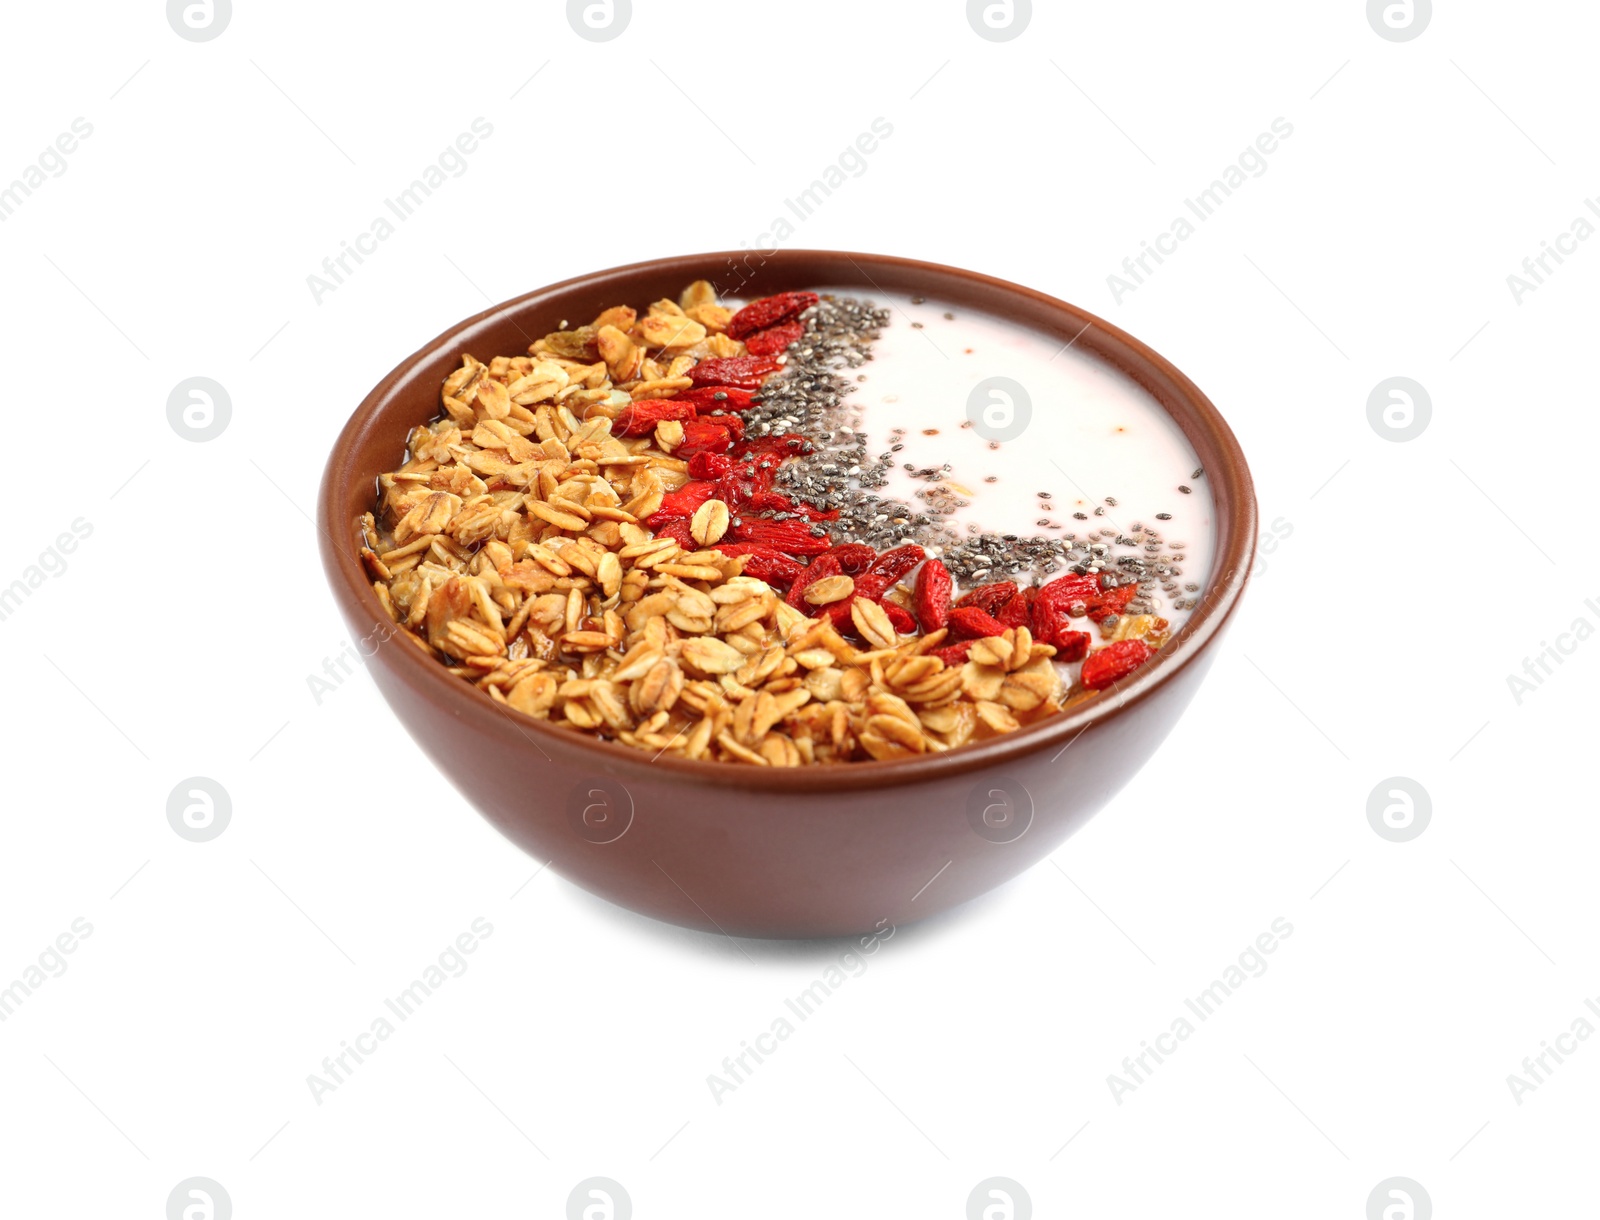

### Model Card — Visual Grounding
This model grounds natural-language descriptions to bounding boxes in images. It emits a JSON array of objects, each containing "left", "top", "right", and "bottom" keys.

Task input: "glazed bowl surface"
[{"left": 318, "top": 250, "right": 1256, "bottom": 938}]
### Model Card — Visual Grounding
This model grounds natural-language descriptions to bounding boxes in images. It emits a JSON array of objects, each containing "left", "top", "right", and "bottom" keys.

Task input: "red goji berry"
[
  {"left": 787, "top": 553, "right": 843, "bottom": 609},
  {"left": 711, "top": 543, "right": 805, "bottom": 588},
  {"left": 821, "top": 599, "right": 857, "bottom": 630},
  {"left": 1080, "top": 640, "right": 1153, "bottom": 690},
  {"left": 654, "top": 481, "right": 717, "bottom": 518},
  {"left": 1029, "top": 591, "right": 1094, "bottom": 660},
  {"left": 955, "top": 580, "right": 1018, "bottom": 617},
  {"left": 881, "top": 602, "right": 917, "bottom": 635},
  {"left": 913, "top": 559, "right": 953, "bottom": 633},
  {"left": 933, "top": 640, "right": 975, "bottom": 668},
  {"left": 732, "top": 433, "right": 812, "bottom": 460},
  {"left": 742, "top": 491, "right": 838, "bottom": 522},
  {"left": 686, "top": 452, "right": 733, "bottom": 480},
  {"left": 1038, "top": 571, "right": 1097, "bottom": 601},
  {"left": 1090, "top": 583, "right": 1138, "bottom": 620},
  {"left": 726, "top": 515, "right": 833, "bottom": 556},
  {"left": 1030, "top": 596, "right": 1084, "bottom": 654},
  {"left": 855, "top": 544, "right": 926, "bottom": 599},
  {"left": 726, "top": 291, "right": 819, "bottom": 339},
  {"left": 743, "top": 320, "right": 805, "bottom": 356},
  {"left": 1053, "top": 630, "right": 1091, "bottom": 663},
  {"left": 867, "top": 544, "right": 927, "bottom": 584},
  {"left": 613, "top": 398, "right": 696, "bottom": 436},
  {"left": 816, "top": 543, "right": 877, "bottom": 575},
  {"left": 650, "top": 516, "right": 695, "bottom": 550},
  {"left": 671, "top": 386, "right": 758, "bottom": 412},
  {"left": 948, "top": 606, "right": 1007, "bottom": 638},
  {"left": 674, "top": 418, "right": 738, "bottom": 459},
  {"left": 706, "top": 412, "right": 746, "bottom": 440},
  {"left": 996, "top": 589, "right": 1031, "bottom": 629},
  {"left": 1037, "top": 572, "right": 1137, "bottom": 620},
  {"left": 687, "top": 355, "right": 784, "bottom": 389}
]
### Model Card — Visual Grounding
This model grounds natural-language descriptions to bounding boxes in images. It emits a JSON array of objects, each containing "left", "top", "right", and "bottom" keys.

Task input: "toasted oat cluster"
[{"left": 361, "top": 281, "right": 1157, "bottom": 765}]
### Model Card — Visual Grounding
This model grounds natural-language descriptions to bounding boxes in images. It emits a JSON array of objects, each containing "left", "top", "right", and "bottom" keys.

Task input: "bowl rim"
[{"left": 318, "top": 249, "right": 1256, "bottom": 793}]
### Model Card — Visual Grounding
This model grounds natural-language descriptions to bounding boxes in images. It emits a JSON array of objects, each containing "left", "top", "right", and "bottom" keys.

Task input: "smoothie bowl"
[{"left": 318, "top": 250, "right": 1255, "bottom": 938}]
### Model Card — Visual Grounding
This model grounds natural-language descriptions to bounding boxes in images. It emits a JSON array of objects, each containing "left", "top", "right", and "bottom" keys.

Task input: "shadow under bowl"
[{"left": 318, "top": 249, "right": 1256, "bottom": 939}]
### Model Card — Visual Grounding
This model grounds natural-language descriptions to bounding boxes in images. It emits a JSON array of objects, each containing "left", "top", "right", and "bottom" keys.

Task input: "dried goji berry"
[
  {"left": 1036, "top": 571, "right": 1099, "bottom": 612},
  {"left": 1030, "top": 596, "right": 1073, "bottom": 648},
  {"left": 861, "top": 545, "right": 925, "bottom": 594},
  {"left": 687, "top": 355, "right": 784, "bottom": 389},
  {"left": 1037, "top": 571, "right": 1137, "bottom": 620},
  {"left": 1030, "top": 594, "right": 1093, "bottom": 661},
  {"left": 1080, "top": 640, "right": 1152, "bottom": 690},
  {"left": 786, "top": 553, "right": 842, "bottom": 609},
  {"left": 933, "top": 640, "right": 975, "bottom": 668},
  {"left": 742, "top": 490, "right": 838, "bottom": 522},
  {"left": 743, "top": 320, "right": 805, "bottom": 355},
  {"left": 817, "top": 543, "right": 877, "bottom": 575},
  {"left": 686, "top": 452, "right": 733, "bottom": 480},
  {"left": 706, "top": 412, "right": 746, "bottom": 440},
  {"left": 1090, "top": 583, "right": 1138, "bottom": 620},
  {"left": 726, "top": 515, "right": 833, "bottom": 556},
  {"left": 821, "top": 599, "right": 858, "bottom": 630},
  {"left": 674, "top": 418, "right": 738, "bottom": 459},
  {"left": 712, "top": 469, "right": 758, "bottom": 507},
  {"left": 726, "top": 291, "right": 819, "bottom": 339},
  {"left": 671, "top": 386, "right": 758, "bottom": 412},
  {"left": 881, "top": 602, "right": 917, "bottom": 635},
  {"left": 955, "top": 580, "right": 1018, "bottom": 616},
  {"left": 711, "top": 543, "right": 805, "bottom": 588},
  {"left": 654, "top": 481, "right": 717, "bottom": 518},
  {"left": 948, "top": 606, "right": 1007, "bottom": 639},
  {"left": 869, "top": 544, "right": 927, "bottom": 580},
  {"left": 913, "top": 559, "right": 953, "bottom": 633},
  {"left": 1053, "top": 630, "right": 1091, "bottom": 662},
  {"left": 996, "top": 589, "right": 1031, "bottom": 629},
  {"left": 650, "top": 516, "right": 695, "bottom": 550},
  {"left": 613, "top": 398, "right": 696, "bottom": 436}
]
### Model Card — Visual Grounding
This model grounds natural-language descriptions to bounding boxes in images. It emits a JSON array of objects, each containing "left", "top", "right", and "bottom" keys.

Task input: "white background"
[{"left": 1, "top": 1, "right": 1595, "bottom": 1216}]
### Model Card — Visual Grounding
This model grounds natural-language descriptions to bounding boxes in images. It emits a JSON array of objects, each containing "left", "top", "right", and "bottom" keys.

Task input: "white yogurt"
[{"left": 828, "top": 289, "right": 1215, "bottom": 631}]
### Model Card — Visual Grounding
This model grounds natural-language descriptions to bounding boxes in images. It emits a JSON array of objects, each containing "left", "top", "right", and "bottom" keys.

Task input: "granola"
[{"left": 360, "top": 282, "right": 1174, "bottom": 765}]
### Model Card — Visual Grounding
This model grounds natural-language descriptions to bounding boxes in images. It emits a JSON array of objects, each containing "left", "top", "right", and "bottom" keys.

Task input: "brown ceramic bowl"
[{"left": 318, "top": 250, "right": 1255, "bottom": 939}]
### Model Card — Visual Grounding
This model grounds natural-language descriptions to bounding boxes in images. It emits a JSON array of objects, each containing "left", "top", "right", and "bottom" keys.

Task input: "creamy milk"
[{"left": 823, "top": 290, "right": 1215, "bottom": 631}]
